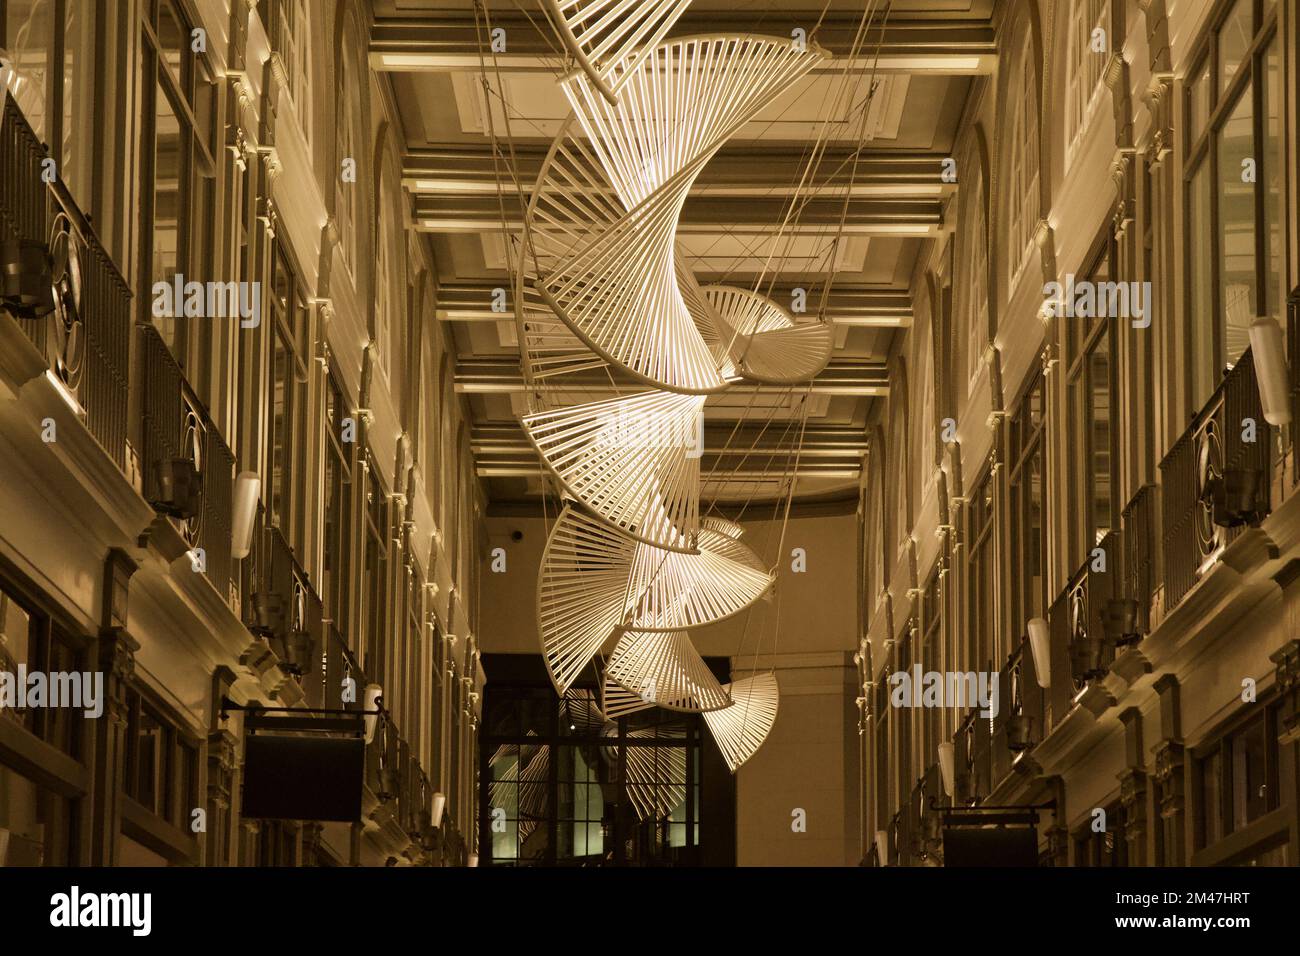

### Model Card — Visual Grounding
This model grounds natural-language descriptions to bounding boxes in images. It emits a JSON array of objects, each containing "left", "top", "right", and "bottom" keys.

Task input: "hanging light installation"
[
  {"left": 542, "top": 0, "right": 695, "bottom": 106},
  {"left": 605, "top": 629, "right": 732, "bottom": 712},
  {"left": 702, "top": 673, "right": 780, "bottom": 773}
]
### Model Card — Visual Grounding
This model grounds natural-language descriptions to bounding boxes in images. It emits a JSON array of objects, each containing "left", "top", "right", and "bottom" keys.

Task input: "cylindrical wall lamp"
[
  {"left": 875, "top": 829, "right": 889, "bottom": 865},
  {"left": 431, "top": 791, "right": 447, "bottom": 828},
  {"left": 937, "top": 741, "right": 955, "bottom": 798},
  {"left": 1249, "top": 316, "right": 1292, "bottom": 425},
  {"left": 231, "top": 472, "right": 261, "bottom": 559},
  {"left": 363, "top": 684, "right": 383, "bottom": 744},
  {"left": 467, "top": 853, "right": 479, "bottom": 867},
  {"left": 1027, "top": 617, "right": 1051, "bottom": 688}
]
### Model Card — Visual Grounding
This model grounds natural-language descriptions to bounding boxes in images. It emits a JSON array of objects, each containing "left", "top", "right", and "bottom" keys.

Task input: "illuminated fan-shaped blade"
[
  {"left": 598, "top": 673, "right": 656, "bottom": 719},
  {"left": 703, "top": 672, "right": 779, "bottom": 772},
  {"left": 539, "top": 507, "right": 773, "bottom": 693},
  {"left": 702, "top": 285, "right": 834, "bottom": 384},
  {"left": 606, "top": 630, "right": 732, "bottom": 712},
  {"left": 699, "top": 515, "right": 746, "bottom": 540},
  {"left": 538, "top": 508, "right": 639, "bottom": 694},
  {"left": 543, "top": 0, "right": 694, "bottom": 105},
  {"left": 520, "top": 35, "right": 828, "bottom": 394},
  {"left": 522, "top": 390, "right": 704, "bottom": 551}
]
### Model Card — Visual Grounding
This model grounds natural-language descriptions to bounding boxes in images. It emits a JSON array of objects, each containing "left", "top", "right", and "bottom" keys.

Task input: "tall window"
[
  {"left": 1007, "top": 374, "right": 1046, "bottom": 639},
  {"left": 322, "top": 371, "right": 354, "bottom": 631},
  {"left": 374, "top": 174, "right": 393, "bottom": 375},
  {"left": 1064, "top": 0, "right": 1110, "bottom": 161},
  {"left": 966, "top": 467, "right": 996, "bottom": 672},
  {"left": 362, "top": 456, "right": 389, "bottom": 682},
  {"left": 1066, "top": 236, "right": 1118, "bottom": 566},
  {"left": 1007, "top": 38, "right": 1040, "bottom": 284},
  {"left": 335, "top": 33, "right": 361, "bottom": 277},
  {"left": 1, "top": 0, "right": 96, "bottom": 211},
  {"left": 138, "top": 0, "right": 217, "bottom": 360},
  {"left": 267, "top": 243, "right": 308, "bottom": 556},
  {"left": 963, "top": 173, "right": 989, "bottom": 388},
  {"left": 1184, "top": 0, "right": 1283, "bottom": 408},
  {"left": 258, "top": 0, "right": 311, "bottom": 143},
  {"left": 1194, "top": 703, "right": 1288, "bottom": 864}
]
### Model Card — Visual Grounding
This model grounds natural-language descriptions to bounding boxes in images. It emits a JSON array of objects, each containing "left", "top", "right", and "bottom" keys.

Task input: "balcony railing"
[
  {"left": 139, "top": 324, "right": 235, "bottom": 597},
  {"left": 0, "top": 96, "right": 131, "bottom": 468},
  {"left": 1120, "top": 484, "right": 1158, "bottom": 638},
  {"left": 1159, "top": 350, "right": 1269, "bottom": 610}
]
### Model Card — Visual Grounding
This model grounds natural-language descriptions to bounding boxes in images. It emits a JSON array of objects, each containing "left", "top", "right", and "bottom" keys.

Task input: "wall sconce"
[
  {"left": 431, "top": 791, "right": 447, "bottom": 828},
  {"left": 467, "top": 853, "right": 479, "bottom": 867},
  {"left": 937, "top": 741, "right": 955, "bottom": 797},
  {"left": 1027, "top": 618, "right": 1051, "bottom": 688},
  {"left": 363, "top": 684, "right": 383, "bottom": 744},
  {"left": 875, "top": 829, "right": 889, "bottom": 865},
  {"left": 231, "top": 471, "right": 261, "bottom": 559},
  {"left": 1249, "top": 316, "right": 1292, "bottom": 425}
]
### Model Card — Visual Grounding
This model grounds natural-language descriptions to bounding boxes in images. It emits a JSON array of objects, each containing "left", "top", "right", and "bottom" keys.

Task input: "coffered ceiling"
[{"left": 371, "top": 0, "right": 992, "bottom": 506}]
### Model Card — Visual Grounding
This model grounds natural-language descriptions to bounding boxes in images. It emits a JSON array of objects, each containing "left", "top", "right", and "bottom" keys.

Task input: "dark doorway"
[{"left": 478, "top": 654, "right": 736, "bottom": 866}]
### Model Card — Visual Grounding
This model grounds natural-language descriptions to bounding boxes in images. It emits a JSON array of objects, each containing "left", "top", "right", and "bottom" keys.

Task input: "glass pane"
[
  {"left": 150, "top": 83, "right": 184, "bottom": 348},
  {"left": 1230, "top": 718, "right": 1269, "bottom": 831},
  {"left": 1088, "top": 337, "right": 1112, "bottom": 542},
  {"left": 1262, "top": 39, "right": 1282, "bottom": 318},
  {"left": 1217, "top": 85, "right": 1255, "bottom": 367},
  {"left": 1200, "top": 750, "right": 1222, "bottom": 846},
  {"left": 156, "top": 0, "right": 186, "bottom": 86},
  {"left": 60, "top": 0, "right": 95, "bottom": 209},
  {"left": 0, "top": 592, "right": 35, "bottom": 734},
  {"left": 3, "top": 0, "right": 53, "bottom": 142},
  {"left": 1188, "top": 59, "right": 1211, "bottom": 144},
  {"left": 271, "top": 332, "right": 290, "bottom": 525},
  {"left": 1187, "top": 162, "right": 1214, "bottom": 404},
  {"left": 1217, "top": 0, "right": 1253, "bottom": 95}
]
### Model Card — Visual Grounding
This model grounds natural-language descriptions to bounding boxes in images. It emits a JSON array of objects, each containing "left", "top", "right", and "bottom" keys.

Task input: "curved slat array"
[
  {"left": 522, "top": 390, "right": 705, "bottom": 551},
  {"left": 598, "top": 673, "right": 656, "bottom": 719},
  {"left": 538, "top": 507, "right": 772, "bottom": 693},
  {"left": 604, "top": 726, "right": 688, "bottom": 820},
  {"left": 521, "top": 35, "right": 827, "bottom": 394},
  {"left": 544, "top": 0, "right": 695, "bottom": 105},
  {"left": 702, "top": 672, "right": 780, "bottom": 772},
  {"left": 702, "top": 284, "right": 835, "bottom": 384},
  {"left": 606, "top": 629, "right": 732, "bottom": 712}
]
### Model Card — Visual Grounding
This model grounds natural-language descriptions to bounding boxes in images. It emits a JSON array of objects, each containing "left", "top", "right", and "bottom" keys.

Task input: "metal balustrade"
[
  {"left": 1, "top": 97, "right": 131, "bottom": 468},
  {"left": 1159, "top": 350, "right": 1269, "bottom": 610},
  {"left": 138, "top": 324, "right": 234, "bottom": 597},
  {"left": 1120, "top": 484, "right": 1158, "bottom": 638}
]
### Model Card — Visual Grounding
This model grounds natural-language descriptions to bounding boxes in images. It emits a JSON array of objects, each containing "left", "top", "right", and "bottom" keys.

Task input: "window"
[
  {"left": 1007, "top": 37, "right": 1040, "bottom": 284},
  {"left": 1196, "top": 707, "right": 1281, "bottom": 854},
  {"left": 1075, "top": 800, "right": 1127, "bottom": 865},
  {"left": 1183, "top": 0, "right": 1284, "bottom": 408},
  {"left": 322, "top": 372, "right": 354, "bottom": 632},
  {"left": 1007, "top": 373, "right": 1046, "bottom": 638},
  {"left": 335, "top": 33, "right": 362, "bottom": 277},
  {"left": 1064, "top": 0, "right": 1110, "bottom": 161},
  {"left": 362, "top": 455, "right": 390, "bottom": 681},
  {"left": 267, "top": 243, "right": 309, "bottom": 555},
  {"left": 374, "top": 182, "right": 393, "bottom": 375},
  {"left": 0, "top": 585, "right": 84, "bottom": 756},
  {"left": 258, "top": 0, "right": 311, "bottom": 143},
  {"left": 919, "top": 571, "right": 943, "bottom": 777},
  {"left": 138, "top": 0, "right": 217, "bottom": 360},
  {"left": 122, "top": 686, "right": 200, "bottom": 838},
  {"left": 966, "top": 468, "right": 996, "bottom": 673},
  {"left": 1065, "top": 237, "right": 1118, "bottom": 565},
  {"left": 0, "top": 0, "right": 97, "bottom": 210},
  {"left": 962, "top": 173, "right": 989, "bottom": 388}
]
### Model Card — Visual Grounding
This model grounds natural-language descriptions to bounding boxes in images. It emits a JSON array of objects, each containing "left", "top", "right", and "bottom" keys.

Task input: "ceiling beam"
[
  {"left": 370, "top": 13, "right": 996, "bottom": 75},
  {"left": 404, "top": 145, "right": 952, "bottom": 198},
  {"left": 454, "top": 358, "right": 889, "bottom": 397},
  {"left": 413, "top": 195, "right": 942, "bottom": 235},
  {"left": 435, "top": 280, "right": 912, "bottom": 327},
  {"left": 473, "top": 422, "right": 866, "bottom": 479}
]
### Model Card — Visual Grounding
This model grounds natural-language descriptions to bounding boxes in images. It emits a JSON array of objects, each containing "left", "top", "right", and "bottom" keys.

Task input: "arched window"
[
  {"left": 962, "top": 171, "right": 989, "bottom": 388},
  {"left": 1007, "top": 37, "right": 1040, "bottom": 283},
  {"left": 920, "top": 335, "right": 936, "bottom": 493},
  {"left": 374, "top": 169, "right": 393, "bottom": 374},
  {"left": 1064, "top": 0, "right": 1110, "bottom": 161}
]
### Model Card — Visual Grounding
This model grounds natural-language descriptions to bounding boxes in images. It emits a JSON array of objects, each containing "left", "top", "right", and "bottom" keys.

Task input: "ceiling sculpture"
[{"left": 493, "top": 2, "right": 891, "bottom": 779}]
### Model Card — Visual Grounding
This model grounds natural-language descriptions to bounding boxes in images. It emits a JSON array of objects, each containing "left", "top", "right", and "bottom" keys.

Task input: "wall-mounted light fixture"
[
  {"left": 231, "top": 471, "right": 261, "bottom": 559},
  {"left": 937, "top": 741, "right": 955, "bottom": 798},
  {"left": 1027, "top": 618, "right": 1051, "bottom": 688},
  {"left": 431, "top": 791, "right": 447, "bottom": 829},
  {"left": 875, "top": 829, "right": 889, "bottom": 865},
  {"left": 363, "top": 684, "right": 383, "bottom": 744},
  {"left": 1249, "top": 316, "right": 1292, "bottom": 425},
  {"left": 467, "top": 853, "right": 479, "bottom": 867}
]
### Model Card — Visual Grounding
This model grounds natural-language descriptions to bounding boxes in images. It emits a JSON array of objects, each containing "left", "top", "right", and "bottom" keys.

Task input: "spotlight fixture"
[
  {"left": 1027, "top": 618, "right": 1051, "bottom": 688},
  {"left": 938, "top": 742, "right": 956, "bottom": 798},
  {"left": 431, "top": 791, "right": 447, "bottom": 829},
  {"left": 1249, "top": 316, "right": 1292, "bottom": 426},
  {"left": 231, "top": 471, "right": 261, "bottom": 559}
]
